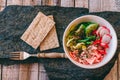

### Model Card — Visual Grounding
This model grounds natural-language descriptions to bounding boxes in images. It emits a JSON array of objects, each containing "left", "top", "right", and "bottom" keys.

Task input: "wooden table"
[{"left": 0, "top": 0, "right": 120, "bottom": 80}]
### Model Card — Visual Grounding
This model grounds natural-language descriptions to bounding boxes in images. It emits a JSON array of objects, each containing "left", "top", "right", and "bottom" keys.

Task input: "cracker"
[
  {"left": 40, "top": 15, "right": 59, "bottom": 51},
  {"left": 21, "top": 12, "right": 55, "bottom": 49}
]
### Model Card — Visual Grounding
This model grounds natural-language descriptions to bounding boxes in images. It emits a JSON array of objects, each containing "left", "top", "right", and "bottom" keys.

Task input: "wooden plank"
[
  {"left": 19, "top": 63, "right": 39, "bottom": 80},
  {"left": 0, "top": 0, "right": 6, "bottom": 6},
  {"left": 2, "top": 64, "right": 19, "bottom": 80},
  {"left": 39, "top": 63, "right": 49, "bottom": 80},
  {"left": 51, "top": 0, "right": 61, "bottom": 6},
  {"left": 115, "top": 0, "right": 120, "bottom": 11},
  {"left": 89, "top": 0, "right": 120, "bottom": 12},
  {"left": 7, "top": 0, "right": 23, "bottom": 5},
  {"left": 104, "top": 60, "right": 118, "bottom": 80},
  {"left": 19, "top": 64, "right": 30, "bottom": 80},
  {"left": 23, "top": 0, "right": 41, "bottom": 5},
  {"left": 11, "top": 0, "right": 23, "bottom": 5},
  {"left": 0, "top": 6, "right": 5, "bottom": 11},
  {"left": 75, "top": 0, "right": 88, "bottom": 8},
  {"left": 0, "top": 0, "right": 6, "bottom": 11},
  {"left": 36, "top": 0, "right": 42, "bottom": 5},
  {"left": 41, "top": 0, "right": 50, "bottom": 5},
  {"left": 41, "top": 0, "right": 60, "bottom": 6},
  {"left": 89, "top": 0, "right": 101, "bottom": 12},
  {"left": 6, "top": 0, "right": 12, "bottom": 5},
  {"left": 0, "top": 65, "right": 1, "bottom": 80},
  {"left": 61, "top": 0, "right": 75, "bottom": 7},
  {"left": 118, "top": 53, "right": 120, "bottom": 80},
  {"left": 28, "top": 63, "right": 39, "bottom": 80}
]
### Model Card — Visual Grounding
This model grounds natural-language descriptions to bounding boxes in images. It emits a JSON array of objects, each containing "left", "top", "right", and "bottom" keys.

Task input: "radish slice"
[
  {"left": 96, "top": 26, "right": 103, "bottom": 35},
  {"left": 96, "top": 26, "right": 110, "bottom": 37},
  {"left": 102, "top": 26, "right": 110, "bottom": 33},
  {"left": 101, "top": 34, "right": 112, "bottom": 44},
  {"left": 99, "top": 28, "right": 110, "bottom": 37}
]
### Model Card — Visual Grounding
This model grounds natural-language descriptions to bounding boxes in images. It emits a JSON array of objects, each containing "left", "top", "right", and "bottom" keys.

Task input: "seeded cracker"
[
  {"left": 21, "top": 12, "right": 55, "bottom": 49},
  {"left": 40, "top": 15, "right": 59, "bottom": 51}
]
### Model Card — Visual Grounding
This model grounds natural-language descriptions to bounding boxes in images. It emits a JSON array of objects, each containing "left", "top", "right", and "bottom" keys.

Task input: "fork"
[{"left": 10, "top": 51, "right": 67, "bottom": 60}]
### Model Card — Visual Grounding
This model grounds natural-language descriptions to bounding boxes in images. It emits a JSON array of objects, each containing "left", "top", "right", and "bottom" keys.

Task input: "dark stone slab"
[{"left": 0, "top": 5, "right": 119, "bottom": 80}]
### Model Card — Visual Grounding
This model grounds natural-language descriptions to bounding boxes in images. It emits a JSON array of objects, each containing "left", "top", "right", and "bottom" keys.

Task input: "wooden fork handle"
[{"left": 37, "top": 52, "right": 67, "bottom": 58}]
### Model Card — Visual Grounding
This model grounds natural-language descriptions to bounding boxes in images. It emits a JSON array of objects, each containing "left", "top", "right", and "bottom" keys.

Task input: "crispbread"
[
  {"left": 21, "top": 12, "right": 55, "bottom": 49},
  {"left": 40, "top": 15, "right": 59, "bottom": 51}
]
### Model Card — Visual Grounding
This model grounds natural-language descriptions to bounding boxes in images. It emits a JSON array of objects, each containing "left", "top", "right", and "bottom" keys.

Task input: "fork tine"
[
  {"left": 10, "top": 53, "right": 20, "bottom": 56},
  {"left": 10, "top": 58, "right": 20, "bottom": 60},
  {"left": 10, "top": 53, "right": 19, "bottom": 54},
  {"left": 10, "top": 55, "right": 20, "bottom": 57},
  {"left": 10, "top": 52, "right": 19, "bottom": 55},
  {"left": 10, "top": 51, "right": 22, "bottom": 60},
  {"left": 10, "top": 52, "right": 21, "bottom": 54},
  {"left": 10, "top": 55, "right": 20, "bottom": 58}
]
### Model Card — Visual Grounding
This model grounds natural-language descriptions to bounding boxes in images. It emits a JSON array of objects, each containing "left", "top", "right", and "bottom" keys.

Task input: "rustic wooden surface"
[{"left": 0, "top": 0, "right": 120, "bottom": 80}]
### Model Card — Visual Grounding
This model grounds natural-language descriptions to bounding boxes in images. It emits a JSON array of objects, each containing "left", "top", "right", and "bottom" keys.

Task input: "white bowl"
[{"left": 63, "top": 15, "right": 117, "bottom": 69}]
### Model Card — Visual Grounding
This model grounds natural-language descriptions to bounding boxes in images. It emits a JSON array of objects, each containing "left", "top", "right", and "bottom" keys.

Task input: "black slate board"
[{"left": 0, "top": 5, "right": 120, "bottom": 80}]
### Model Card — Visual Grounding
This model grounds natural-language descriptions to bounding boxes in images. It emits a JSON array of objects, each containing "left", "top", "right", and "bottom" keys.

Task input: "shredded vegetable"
[{"left": 66, "top": 22, "right": 112, "bottom": 65}]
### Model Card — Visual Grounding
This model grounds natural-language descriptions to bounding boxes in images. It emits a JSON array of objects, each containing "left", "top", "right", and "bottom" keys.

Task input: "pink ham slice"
[
  {"left": 101, "top": 34, "right": 112, "bottom": 44},
  {"left": 85, "top": 57, "right": 96, "bottom": 65}
]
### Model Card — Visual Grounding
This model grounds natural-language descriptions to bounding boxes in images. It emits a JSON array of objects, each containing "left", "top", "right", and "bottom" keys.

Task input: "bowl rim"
[{"left": 63, "top": 15, "right": 118, "bottom": 69}]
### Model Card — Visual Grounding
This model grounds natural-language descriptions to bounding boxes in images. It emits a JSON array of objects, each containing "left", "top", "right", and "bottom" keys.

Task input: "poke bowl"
[{"left": 63, "top": 15, "right": 117, "bottom": 69}]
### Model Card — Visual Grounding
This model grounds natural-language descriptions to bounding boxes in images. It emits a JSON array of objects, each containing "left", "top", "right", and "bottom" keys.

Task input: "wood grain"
[
  {"left": 104, "top": 60, "right": 118, "bottom": 80},
  {"left": 75, "top": 0, "right": 88, "bottom": 8},
  {"left": 22, "top": 0, "right": 41, "bottom": 5},
  {"left": 39, "top": 63, "right": 49, "bottom": 80},
  {"left": 0, "top": 65, "right": 2, "bottom": 80},
  {"left": 7, "top": 0, "right": 23, "bottom": 5},
  {"left": 0, "top": 6, "right": 4, "bottom": 11},
  {"left": 0, "top": 0, "right": 6, "bottom": 6},
  {"left": 118, "top": 53, "right": 120, "bottom": 80},
  {"left": 51, "top": 0, "right": 61, "bottom": 6},
  {"left": 2, "top": 64, "right": 19, "bottom": 80},
  {"left": 0, "top": 0, "right": 6, "bottom": 11},
  {"left": 36, "top": 0, "right": 42, "bottom": 5},
  {"left": 89, "top": 0, "right": 120, "bottom": 12},
  {"left": 115, "top": 0, "right": 120, "bottom": 11},
  {"left": 19, "top": 63, "right": 39, "bottom": 80},
  {"left": 41, "top": 0, "right": 60, "bottom": 6},
  {"left": 19, "top": 64, "right": 30, "bottom": 80},
  {"left": 61, "top": 0, "right": 75, "bottom": 7}
]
